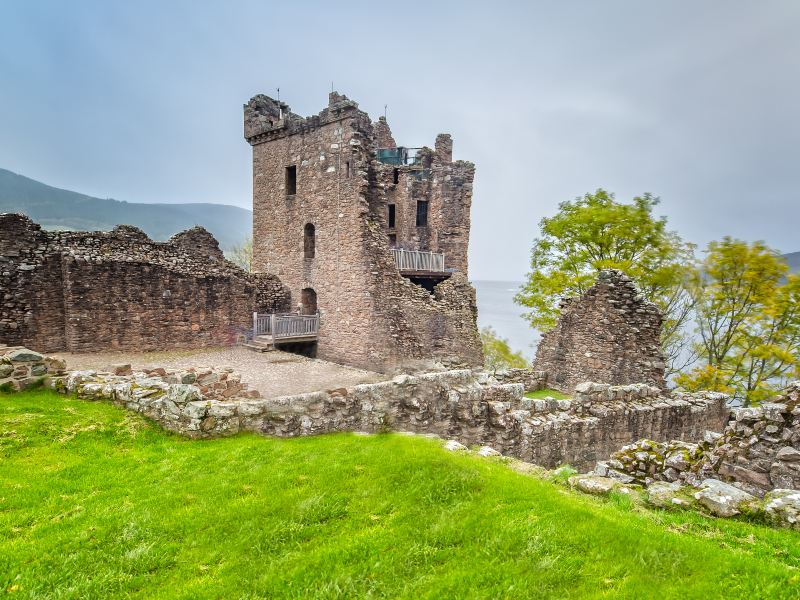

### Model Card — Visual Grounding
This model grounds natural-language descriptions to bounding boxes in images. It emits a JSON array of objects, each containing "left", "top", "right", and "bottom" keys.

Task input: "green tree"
[
  {"left": 226, "top": 235, "right": 253, "bottom": 272},
  {"left": 514, "top": 190, "right": 697, "bottom": 375},
  {"left": 481, "top": 327, "right": 528, "bottom": 374},
  {"left": 676, "top": 238, "right": 800, "bottom": 404}
]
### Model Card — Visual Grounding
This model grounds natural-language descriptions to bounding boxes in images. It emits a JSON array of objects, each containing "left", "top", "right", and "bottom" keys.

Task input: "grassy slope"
[{"left": 1, "top": 391, "right": 799, "bottom": 599}]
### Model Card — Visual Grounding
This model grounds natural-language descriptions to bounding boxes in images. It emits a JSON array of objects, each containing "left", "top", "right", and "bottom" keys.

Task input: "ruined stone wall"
[
  {"left": 245, "top": 92, "right": 482, "bottom": 372},
  {"left": 0, "top": 213, "right": 290, "bottom": 352},
  {"left": 52, "top": 365, "right": 727, "bottom": 471},
  {"left": 604, "top": 383, "right": 800, "bottom": 496},
  {"left": 0, "top": 345, "right": 67, "bottom": 391},
  {"left": 532, "top": 269, "right": 666, "bottom": 392}
]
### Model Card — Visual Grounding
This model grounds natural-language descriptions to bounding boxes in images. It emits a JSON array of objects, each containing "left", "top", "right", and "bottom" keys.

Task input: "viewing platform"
[
  {"left": 391, "top": 248, "right": 451, "bottom": 291},
  {"left": 243, "top": 312, "right": 320, "bottom": 352}
]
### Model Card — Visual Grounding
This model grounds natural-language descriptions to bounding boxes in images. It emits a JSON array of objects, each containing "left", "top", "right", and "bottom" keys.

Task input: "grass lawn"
[
  {"left": 1, "top": 390, "right": 799, "bottom": 599},
  {"left": 524, "top": 388, "right": 571, "bottom": 400}
]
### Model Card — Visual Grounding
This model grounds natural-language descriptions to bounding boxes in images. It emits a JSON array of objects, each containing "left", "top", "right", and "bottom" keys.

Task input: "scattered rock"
[
  {"left": 764, "top": 489, "right": 800, "bottom": 529},
  {"left": 647, "top": 481, "right": 689, "bottom": 508},
  {"left": 477, "top": 446, "right": 501, "bottom": 457},
  {"left": 569, "top": 474, "right": 618, "bottom": 496},
  {"left": 694, "top": 479, "right": 757, "bottom": 517},
  {"left": 112, "top": 363, "right": 132, "bottom": 376},
  {"left": 443, "top": 440, "right": 467, "bottom": 452}
]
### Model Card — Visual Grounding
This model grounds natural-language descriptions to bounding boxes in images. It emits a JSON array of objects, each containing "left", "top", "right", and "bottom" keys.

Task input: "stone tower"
[{"left": 244, "top": 91, "right": 482, "bottom": 372}]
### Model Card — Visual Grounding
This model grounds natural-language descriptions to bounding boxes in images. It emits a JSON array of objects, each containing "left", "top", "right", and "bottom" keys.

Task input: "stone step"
[{"left": 241, "top": 342, "right": 273, "bottom": 353}]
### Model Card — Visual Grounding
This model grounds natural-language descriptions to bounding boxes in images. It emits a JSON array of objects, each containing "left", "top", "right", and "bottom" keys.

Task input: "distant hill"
[
  {"left": 783, "top": 251, "right": 800, "bottom": 273},
  {"left": 0, "top": 168, "right": 251, "bottom": 249}
]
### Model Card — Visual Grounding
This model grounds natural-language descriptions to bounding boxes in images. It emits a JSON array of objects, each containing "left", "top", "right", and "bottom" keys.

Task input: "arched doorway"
[{"left": 300, "top": 288, "right": 317, "bottom": 315}]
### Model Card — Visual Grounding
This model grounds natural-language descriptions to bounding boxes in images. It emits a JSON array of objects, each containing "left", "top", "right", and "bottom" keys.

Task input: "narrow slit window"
[
  {"left": 393, "top": 168, "right": 399, "bottom": 184},
  {"left": 416, "top": 200, "right": 428, "bottom": 227},
  {"left": 304, "top": 223, "right": 315, "bottom": 258},
  {"left": 345, "top": 161, "right": 351, "bottom": 178},
  {"left": 285, "top": 165, "right": 297, "bottom": 195},
  {"left": 388, "top": 204, "right": 396, "bottom": 228}
]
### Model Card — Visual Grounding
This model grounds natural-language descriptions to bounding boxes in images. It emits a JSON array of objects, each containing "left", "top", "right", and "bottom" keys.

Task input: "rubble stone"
[{"left": 693, "top": 479, "right": 757, "bottom": 517}]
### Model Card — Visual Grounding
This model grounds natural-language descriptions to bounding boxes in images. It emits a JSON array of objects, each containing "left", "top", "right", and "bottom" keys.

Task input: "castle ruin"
[
  {"left": 244, "top": 91, "right": 482, "bottom": 371},
  {"left": 0, "top": 213, "right": 289, "bottom": 353},
  {"left": 532, "top": 269, "right": 667, "bottom": 392}
]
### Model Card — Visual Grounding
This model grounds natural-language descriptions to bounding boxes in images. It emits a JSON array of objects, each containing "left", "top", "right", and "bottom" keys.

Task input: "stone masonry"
[
  {"left": 0, "top": 213, "right": 290, "bottom": 353},
  {"left": 532, "top": 269, "right": 666, "bottom": 392},
  {"left": 601, "top": 382, "right": 800, "bottom": 496},
  {"left": 244, "top": 92, "right": 483, "bottom": 373},
  {"left": 0, "top": 345, "right": 66, "bottom": 391},
  {"left": 45, "top": 359, "right": 727, "bottom": 471}
]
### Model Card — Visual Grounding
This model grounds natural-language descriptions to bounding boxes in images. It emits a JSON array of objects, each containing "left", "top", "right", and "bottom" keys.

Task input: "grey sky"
[{"left": 2, "top": 1, "right": 799, "bottom": 281}]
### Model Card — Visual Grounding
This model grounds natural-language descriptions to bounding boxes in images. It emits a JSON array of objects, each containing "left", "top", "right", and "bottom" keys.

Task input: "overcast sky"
[{"left": 2, "top": 1, "right": 799, "bottom": 281}]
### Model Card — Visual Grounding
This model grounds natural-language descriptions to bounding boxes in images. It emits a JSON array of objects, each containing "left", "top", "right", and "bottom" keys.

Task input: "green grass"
[
  {"left": 525, "top": 388, "right": 571, "bottom": 400},
  {"left": 1, "top": 390, "right": 799, "bottom": 599}
]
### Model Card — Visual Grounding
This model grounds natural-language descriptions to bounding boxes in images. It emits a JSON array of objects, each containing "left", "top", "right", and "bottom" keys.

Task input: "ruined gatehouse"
[{"left": 244, "top": 91, "right": 483, "bottom": 371}]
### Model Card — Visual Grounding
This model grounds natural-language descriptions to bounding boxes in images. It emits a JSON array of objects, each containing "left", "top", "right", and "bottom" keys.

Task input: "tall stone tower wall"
[
  {"left": 245, "top": 92, "right": 482, "bottom": 372},
  {"left": 532, "top": 269, "right": 666, "bottom": 392}
]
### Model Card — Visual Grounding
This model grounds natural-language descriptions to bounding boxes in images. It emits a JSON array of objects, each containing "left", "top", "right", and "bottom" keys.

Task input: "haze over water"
[{"left": 474, "top": 280, "right": 540, "bottom": 361}]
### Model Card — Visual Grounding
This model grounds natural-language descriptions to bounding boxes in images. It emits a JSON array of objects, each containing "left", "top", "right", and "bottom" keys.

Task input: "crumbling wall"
[
  {"left": 596, "top": 383, "right": 800, "bottom": 496},
  {"left": 51, "top": 365, "right": 727, "bottom": 471},
  {"left": 245, "top": 92, "right": 482, "bottom": 372},
  {"left": 0, "top": 213, "right": 290, "bottom": 352},
  {"left": 0, "top": 345, "right": 67, "bottom": 391},
  {"left": 532, "top": 269, "right": 666, "bottom": 392}
]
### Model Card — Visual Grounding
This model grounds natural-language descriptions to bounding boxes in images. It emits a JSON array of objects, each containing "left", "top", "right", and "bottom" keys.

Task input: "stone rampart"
[
  {"left": 596, "top": 382, "right": 800, "bottom": 495},
  {"left": 0, "top": 214, "right": 290, "bottom": 352}
]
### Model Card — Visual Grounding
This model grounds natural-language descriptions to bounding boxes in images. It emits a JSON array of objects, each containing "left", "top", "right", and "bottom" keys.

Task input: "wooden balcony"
[
  {"left": 391, "top": 248, "right": 446, "bottom": 274},
  {"left": 243, "top": 312, "right": 320, "bottom": 352}
]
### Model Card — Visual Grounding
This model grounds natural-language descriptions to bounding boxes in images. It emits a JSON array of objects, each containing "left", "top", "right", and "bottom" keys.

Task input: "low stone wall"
[
  {"left": 0, "top": 346, "right": 66, "bottom": 391},
  {"left": 45, "top": 365, "right": 728, "bottom": 470},
  {"left": 596, "top": 382, "right": 800, "bottom": 495}
]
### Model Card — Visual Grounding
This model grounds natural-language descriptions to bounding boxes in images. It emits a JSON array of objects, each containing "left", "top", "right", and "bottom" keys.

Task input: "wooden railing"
[
  {"left": 392, "top": 248, "right": 445, "bottom": 272},
  {"left": 253, "top": 312, "right": 320, "bottom": 340}
]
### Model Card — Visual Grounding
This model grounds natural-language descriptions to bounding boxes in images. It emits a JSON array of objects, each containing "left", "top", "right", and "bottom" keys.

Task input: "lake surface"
[{"left": 473, "top": 280, "right": 540, "bottom": 360}]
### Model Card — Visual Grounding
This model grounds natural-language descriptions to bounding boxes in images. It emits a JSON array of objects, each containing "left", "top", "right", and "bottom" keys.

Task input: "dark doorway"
[
  {"left": 388, "top": 204, "right": 396, "bottom": 228},
  {"left": 301, "top": 287, "right": 317, "bottom": 315}
]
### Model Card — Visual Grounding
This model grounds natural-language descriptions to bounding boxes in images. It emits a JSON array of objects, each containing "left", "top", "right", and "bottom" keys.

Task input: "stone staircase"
[{"left": 241, "top": 335, "right": 275, "bottom": 353}]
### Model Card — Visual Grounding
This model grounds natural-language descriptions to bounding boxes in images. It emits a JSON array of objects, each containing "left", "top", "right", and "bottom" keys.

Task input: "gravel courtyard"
[{"left": 54, "top": 346, "right": 385, "bottom": 398}]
